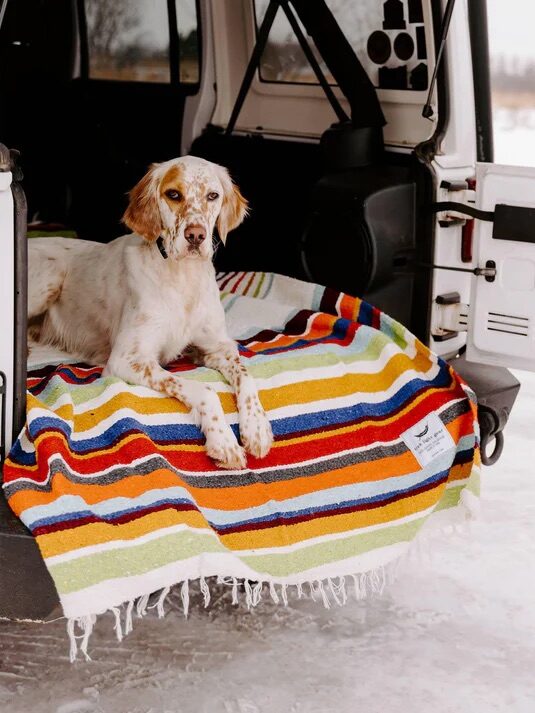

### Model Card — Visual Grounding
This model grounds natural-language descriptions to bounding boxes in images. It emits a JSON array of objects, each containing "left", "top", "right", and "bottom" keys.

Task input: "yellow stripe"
[
  {"left": 39, "top": 509, "right": 209, "bottom": 558},
  {"left": 34, "top": 355, "right": 438, "bottom": 437},
  {"left": 39, "top": 483, "right": 447, "bottom": 559},
  {"left": 218, "top": 484, "right": 445, "bottom": 550}
]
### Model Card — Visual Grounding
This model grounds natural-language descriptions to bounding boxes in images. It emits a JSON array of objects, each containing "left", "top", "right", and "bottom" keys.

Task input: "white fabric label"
[{"left": 401, "top": 412, "right": 456, "bottom": 468}]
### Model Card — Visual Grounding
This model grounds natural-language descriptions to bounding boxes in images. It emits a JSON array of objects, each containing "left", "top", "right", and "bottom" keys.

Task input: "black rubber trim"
[
  {"left": 11, "top": 178, "right": 27, "bottom": 444},
  {"left": 493, "top": 203, "right": 535, "bottom": 244},
  {"left": 436, "top": 291, "right": 461, "bottom": 305},
  {"left": 467, "top": 0, "right": 494, "bottom": 163},
  {"left": 0, "top": 371, "right": 6, "bottom": 465},
  {"left": 76, "top": 0, "right": 89, "bottom": 80},
  {"left": 167, "top": 0, "right": 181, "bottom": 85}
]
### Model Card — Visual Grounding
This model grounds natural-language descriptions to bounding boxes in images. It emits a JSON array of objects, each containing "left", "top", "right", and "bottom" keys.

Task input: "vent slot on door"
[{"left": 487, "top": 311, "right": 529, "bottom": 337}]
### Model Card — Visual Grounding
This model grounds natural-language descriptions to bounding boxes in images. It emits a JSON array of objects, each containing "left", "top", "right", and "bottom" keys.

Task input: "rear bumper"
[{"left": 449, "top": 354, "right": 520, "bottom": 466}]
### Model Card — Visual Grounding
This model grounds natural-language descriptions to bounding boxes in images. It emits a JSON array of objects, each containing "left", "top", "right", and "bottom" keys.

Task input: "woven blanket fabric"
[{"left": 3, "top": 271, "right": 480, "bottom": 623}]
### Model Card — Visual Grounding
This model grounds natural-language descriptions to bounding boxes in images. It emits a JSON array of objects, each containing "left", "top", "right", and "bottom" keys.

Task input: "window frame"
[
  {"left": 251, "top": 0, "right": 435, "bottom": 101},
  {"left": 76, "top": 0, "right": 202, "bottom": 94}
]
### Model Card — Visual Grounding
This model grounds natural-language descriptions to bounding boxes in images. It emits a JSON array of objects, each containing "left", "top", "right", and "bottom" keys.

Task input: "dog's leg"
[
  {"left": 104, "top": 356, "right": 246, "bottom": 470},
  {"left": 196, "top": 341, "right": 273, "bottom": 459}
]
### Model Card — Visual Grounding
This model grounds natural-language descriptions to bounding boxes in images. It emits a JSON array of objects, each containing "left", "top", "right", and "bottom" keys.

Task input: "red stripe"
[
  {"left": 218, "top": 271, "right": 239, "bottom": 291},
  {"left": 218, "top": 473, "right": 451, "bottom": 535},
  {"left": 32, "top": 501, "right": 199, "bottom": 536},
  {"left": 230, "top": 271, "right": 248, "bottom": 293},
  {"left": 6, "top": 386, "right": 471, "bottom": 486}
]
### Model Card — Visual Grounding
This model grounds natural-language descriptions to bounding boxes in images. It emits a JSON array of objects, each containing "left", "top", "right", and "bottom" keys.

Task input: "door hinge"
[
  {"left": 431, "top": 292, "right": 469, "bottom": 341},
  {"left": 436, "top": 182, "right": 477, "bottom": 227}
]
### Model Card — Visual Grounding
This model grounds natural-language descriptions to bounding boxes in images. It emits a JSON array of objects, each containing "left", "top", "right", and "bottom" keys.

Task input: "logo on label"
[
  {"left": 401, "top": 412, "right": 456, "bottom": 468},
  {"left": 414, "top": 424, "right": 429, "bottom": 439}
]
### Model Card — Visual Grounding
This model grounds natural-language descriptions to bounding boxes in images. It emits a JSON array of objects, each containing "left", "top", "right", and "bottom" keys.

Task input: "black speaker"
[{"left": 300, "top": 163, "right": 417, "bottom": 323}]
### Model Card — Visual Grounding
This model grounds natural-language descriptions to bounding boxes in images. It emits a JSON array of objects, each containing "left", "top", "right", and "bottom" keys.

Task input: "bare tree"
[{"left": 85, "top": 0, "right": 139, "bottom": 58}]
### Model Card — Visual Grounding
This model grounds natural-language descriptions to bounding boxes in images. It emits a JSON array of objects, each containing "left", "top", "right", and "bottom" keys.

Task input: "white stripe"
[
  {"left": 57, "top": 503, "right": 473, "bottom": 618},
  {"left": 58, "top": 542, "right": 409, "bottom": 619},
  {"left": 44, "top": 500, "right": 439, "bottom": 568},
  {"left": 35, "top": 352, "right": 442, "bottom": 440}
]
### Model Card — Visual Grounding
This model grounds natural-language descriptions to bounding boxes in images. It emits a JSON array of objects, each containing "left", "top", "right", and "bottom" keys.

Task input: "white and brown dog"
[{"left": 28, "top": 156, "right": 273, "bottom": 469}]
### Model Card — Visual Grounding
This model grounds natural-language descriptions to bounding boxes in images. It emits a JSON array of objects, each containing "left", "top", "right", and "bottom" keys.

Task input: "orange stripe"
[
  {"left": 39, "top": 482, "right": 453, "bottom": 558},
  {"left": 8, "top": 386, "right": 472, "bottom": 513},
  {"left": 9, "top": 445, "right": 472, "bottom": 517},
  {"left": 339, "top": 293, "right": 357, "bottom": 320},
  {"left": 220, "top": 485, "right": 446, "bottom": 550}
]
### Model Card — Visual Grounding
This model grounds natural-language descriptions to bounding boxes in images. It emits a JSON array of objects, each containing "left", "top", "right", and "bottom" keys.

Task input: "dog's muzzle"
[{"left": 184, "top": 224, "right": 206, "bottom": 248}]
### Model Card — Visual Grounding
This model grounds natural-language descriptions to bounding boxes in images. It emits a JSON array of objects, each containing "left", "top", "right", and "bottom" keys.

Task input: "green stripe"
[
  {"left": 49, "top": 530, "right": 226, "bottom": 594},
  {"left": 434, "top": 485, "right": 464, "bottom": 511},
  {"left": 240, "top": 517, "right": 425, "bottom": 577},
  {"left": 253, "top": 272, "right": 266, "bottom": 298},
  {"left": 435, "top": 468, "right": 481, "bottom": 512},
  {"left": 48, "top": 515, "right": 428, "bottom": 594},
  {"left": 41, "top": 332, "right": 411, "bottom": 407}
]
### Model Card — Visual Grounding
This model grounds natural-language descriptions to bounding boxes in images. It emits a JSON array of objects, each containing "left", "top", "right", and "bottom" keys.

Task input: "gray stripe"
[{"left": 4, "top": 399, "right": 471, "bottom": 497}]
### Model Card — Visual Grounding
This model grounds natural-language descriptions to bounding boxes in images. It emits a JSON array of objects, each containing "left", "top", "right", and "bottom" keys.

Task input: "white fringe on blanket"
[
  {"left": 65, "top": 493, "right": 481, "bottom": 663},
  {"left": 66, "top": 568, "right": 389, "bottom": 663}
]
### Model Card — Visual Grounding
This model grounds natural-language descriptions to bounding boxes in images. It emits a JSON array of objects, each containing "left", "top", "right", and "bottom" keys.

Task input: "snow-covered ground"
[
  {"left": 1, "top": 382, "right": 534, "bottom": 713},
  {"left": 1, "top": 120, "right": 535, "bottom": 713},
  {"left": 494, "top": 109, "right": 535, "bottom": 166}
]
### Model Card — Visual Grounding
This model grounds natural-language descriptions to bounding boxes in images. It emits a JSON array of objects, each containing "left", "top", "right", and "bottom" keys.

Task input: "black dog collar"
[{"left": 156, "top": 236, "right": 168, "bottom": 259}]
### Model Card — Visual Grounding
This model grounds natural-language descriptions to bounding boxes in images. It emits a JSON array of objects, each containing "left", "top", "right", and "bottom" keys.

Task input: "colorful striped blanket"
[{"left": 3, "top": 271, "right": 480, "bottom": 659}]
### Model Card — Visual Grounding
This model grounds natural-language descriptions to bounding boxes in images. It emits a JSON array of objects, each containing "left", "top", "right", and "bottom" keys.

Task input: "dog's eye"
[
  {"left": 165, "top": 189, "right": 182, "bottom": 201},
  {"left": 207, "top": 192, "right": 219, "bottom": 201}
]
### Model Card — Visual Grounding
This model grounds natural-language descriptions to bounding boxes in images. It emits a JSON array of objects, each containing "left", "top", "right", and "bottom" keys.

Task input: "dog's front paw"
[
  {"left": 240, "top": 407, "right": 273, "bottom": 459},
  {"left": 205, "top": 427, "right": 247, "bottom": 470}
]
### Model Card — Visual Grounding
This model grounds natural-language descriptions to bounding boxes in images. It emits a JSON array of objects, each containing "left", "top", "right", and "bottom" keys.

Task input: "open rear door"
[
  {"left": 467, "top": 162, "right": 535, "bottom": 371},
  {"left": 0, "top": 144, "right": 15, "bottom": 462},
  {"left": 0, "top": 145, "right": 26, "bottom": 464}
]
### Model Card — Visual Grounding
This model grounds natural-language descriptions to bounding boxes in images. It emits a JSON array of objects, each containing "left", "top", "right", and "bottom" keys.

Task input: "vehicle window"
[
  {"left": 85, "top": 0, "right": 199, "bottom": 84},
  {"left": 487, "top": 0, "right": 535, "bottom": 165},
  {"left": 254, "top": 0, "right": 429, "bottom": 91}
]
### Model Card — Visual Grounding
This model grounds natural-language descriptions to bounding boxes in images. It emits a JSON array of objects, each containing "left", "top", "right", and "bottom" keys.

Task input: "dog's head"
[{"left": 123, "top": 156, "right": 248, "bottom": 260}]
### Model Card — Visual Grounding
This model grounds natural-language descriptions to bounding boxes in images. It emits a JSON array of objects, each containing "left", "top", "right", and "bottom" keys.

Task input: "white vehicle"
[{"left": 0, "top": 0, "right": 532, "bottom": 618}]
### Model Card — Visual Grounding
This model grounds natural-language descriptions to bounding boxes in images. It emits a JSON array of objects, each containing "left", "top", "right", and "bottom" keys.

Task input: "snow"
[
  {"left": 1, "top": 369, "right": 534, "bottom": 713},
  {"left": 493, "top": 109, "right": 535, "bottom": 166}
]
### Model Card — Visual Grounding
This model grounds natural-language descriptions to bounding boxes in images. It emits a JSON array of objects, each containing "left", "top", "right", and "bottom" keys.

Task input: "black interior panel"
[
  {"left": 191, "top": 129, "right": 324, "bottom": 279},
  {"left": 0, "top": 0, "right": 76, "bottom": 223},
  {"left": 0, "top": 0, "right": 192, "bottom": 242},
  {"left": 66, "top": 80, "right": 186, "bottom": 241},
  {"left": 191, "top": 128, "right": 432, "bottom": 338}
]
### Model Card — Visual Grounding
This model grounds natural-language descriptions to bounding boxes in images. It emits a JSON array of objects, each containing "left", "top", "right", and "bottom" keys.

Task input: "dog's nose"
[{"left": 184, "top": 224, "right": 206, "bottom": 247}]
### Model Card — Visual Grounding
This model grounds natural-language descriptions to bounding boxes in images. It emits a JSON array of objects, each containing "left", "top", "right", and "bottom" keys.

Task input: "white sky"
[
  {"left": 122, "top": 0, "right": 197, "bottom": 49},
  {"left": 129, "top": 0, "right": 532, "bottom": 59},
  {"left": 487, "top": 0, "right": 535, "bottom": 59}
]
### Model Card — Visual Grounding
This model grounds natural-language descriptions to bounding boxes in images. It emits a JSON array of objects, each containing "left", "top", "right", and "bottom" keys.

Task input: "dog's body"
[{"left": 28, "top": 156, "right": 273, "bottom": 469}]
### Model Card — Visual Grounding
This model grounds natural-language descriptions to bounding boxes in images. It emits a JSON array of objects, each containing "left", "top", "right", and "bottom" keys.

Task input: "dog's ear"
[
  {"left": 216, "top": 167, "right": 248, "bottom": 245},
  {"left": 123, "top": 164, "right": 162, "bottom": 242}
]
